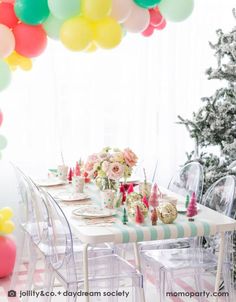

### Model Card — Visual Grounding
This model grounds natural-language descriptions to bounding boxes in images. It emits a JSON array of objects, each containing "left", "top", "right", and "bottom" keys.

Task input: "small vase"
[{"left": 101, "top": 189, "right": 116, "bottom": 209}]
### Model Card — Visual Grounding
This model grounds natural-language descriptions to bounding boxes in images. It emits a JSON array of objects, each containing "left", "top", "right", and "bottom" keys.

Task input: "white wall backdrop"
[{"left": 0, "top": 0, "right": 235, "bottom": 184}]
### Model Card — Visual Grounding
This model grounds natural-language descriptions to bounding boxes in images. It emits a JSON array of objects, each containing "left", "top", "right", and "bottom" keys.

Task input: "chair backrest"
[
  {"left": 202, "top": 175, "right": 236, "bottom": 219},
  {"left": 14, "top": 166, "right": 48, "bottom": 245},
  {"left": 40, "top": 189, "right": 77, "bottom": 283},
  {"left": 168, "top": 162, "right": 204, "bottom": 202}
]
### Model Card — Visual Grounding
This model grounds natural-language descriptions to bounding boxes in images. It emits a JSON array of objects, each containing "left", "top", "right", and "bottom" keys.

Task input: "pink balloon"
[
  {"left": 123, "top": 4, "right": 150, "bottom": 33},
  {"left": 0, "top": 24, "right": 15, "bottom": 58},
  {"left": 142, "top": 24, "right": 154, "bottom": 37},
  {"left": 155, "top": 18, "right": 166, "bottom": 30},
  {"left": 0, "top": 236, "right": 16, "bottom": 278},
  {"left": 149, "top": 8, "right": 163, "bottom": 27},
  {"left": 0, "top": 111, "right": 3, "bottom": 127}
]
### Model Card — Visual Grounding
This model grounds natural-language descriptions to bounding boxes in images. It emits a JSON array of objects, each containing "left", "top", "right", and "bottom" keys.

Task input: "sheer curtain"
[{"left": 0, "top": 0, "right": 235, "bottom": 184}]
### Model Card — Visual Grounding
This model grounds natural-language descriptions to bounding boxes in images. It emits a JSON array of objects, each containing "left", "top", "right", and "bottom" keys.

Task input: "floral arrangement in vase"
[{"left": 85, "top": 147, "right": 138, "bottom": 191}]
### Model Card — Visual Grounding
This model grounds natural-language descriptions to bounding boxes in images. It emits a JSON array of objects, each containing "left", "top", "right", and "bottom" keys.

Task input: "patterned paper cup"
[
  {"left": 57, "top": 165, "right": 68, "bottom": 181},
  {"left": 101, "top": 189, "right": 116, "bottom": 209},
  {"left": 72, "top": 176, "right": 85, "bottom": 193}
]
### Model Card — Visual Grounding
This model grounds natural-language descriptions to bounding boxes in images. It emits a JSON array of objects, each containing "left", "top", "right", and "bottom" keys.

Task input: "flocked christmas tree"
[
  {"left": 178, "top": 9, "right": 236, "bottom": 284},
  {"left": 135, "top": 205, "right": 144, "bottom": 224},
  {"left": 149, "top": 183, "right": 159, "bottom": 208},
  {"left": 186, "top": 192, "right": 198, "bottom": 221}
]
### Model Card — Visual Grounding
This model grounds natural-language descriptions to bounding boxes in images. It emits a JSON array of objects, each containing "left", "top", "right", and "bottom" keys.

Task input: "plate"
[
  {"left": 72, "top": 206, "right": 116, "bottom": 218},
  {"left": 177, "top": 204, "right": 200, "bottom": 213},
  {"left": 36, "top": 178, "right": 67, "bottom": 187},
  {"left": 57, "top": 192, "right": 90, "bottom": 202}
]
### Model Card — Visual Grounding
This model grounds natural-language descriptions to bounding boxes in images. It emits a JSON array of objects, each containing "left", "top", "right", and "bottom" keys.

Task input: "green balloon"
[
  {"left": 14, "top": 0, "right": 50, "bottom": 25},
  {"left": 159, "top": 0, "right": 194, "bottom": 22},
  {"left": 43, "top": 15, "right": 64, "bottom": 40},
  {"left": 0, "top": 60, "right": 11, "bottom": 92},
  {"left": 134, "top": 0, "right": 161, "bottom": 9},
  {"left": 0, "top": 135, "right": 7, "bottom": 150},
  {"left": 48, "top": 0, "right": 81, "bottom": 20}
]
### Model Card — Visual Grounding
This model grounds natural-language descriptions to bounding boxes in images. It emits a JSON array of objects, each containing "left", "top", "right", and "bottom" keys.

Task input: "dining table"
[{"left": 42, "top": 181, "right": 236, "bottom": 302}]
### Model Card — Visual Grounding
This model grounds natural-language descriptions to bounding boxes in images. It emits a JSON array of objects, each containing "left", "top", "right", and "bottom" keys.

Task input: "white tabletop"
[{"left": 46, "top": 183, "right": 236, "bottom": 245}]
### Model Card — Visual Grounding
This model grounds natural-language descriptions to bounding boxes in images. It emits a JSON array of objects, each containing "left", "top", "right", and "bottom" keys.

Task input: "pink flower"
[
  {"left": 107, "top": 162, "right": 124, "bottom": 180},
  {"left": 123, "top": 148, "right": 138, "bottom": 167},
  {"left": 102, "top": 161, "right": 110, "bottom": 173},
  {"left": 85, "top": 154, "right": 99, "bottom": 172}
]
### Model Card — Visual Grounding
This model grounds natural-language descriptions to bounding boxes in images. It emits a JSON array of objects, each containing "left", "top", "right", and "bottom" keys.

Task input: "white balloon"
[
  {"left": 110, "top": 0, "right": 133, "bottom": 23},
  {"left": 123, "top": 3, "right": 150, "bottom": 33},
  {"left": 0, "top": 24, "right": 15, "bottom": 59}
]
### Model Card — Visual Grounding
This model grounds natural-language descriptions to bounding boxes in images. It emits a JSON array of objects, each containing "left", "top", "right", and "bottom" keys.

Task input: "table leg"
[
  {"left": 83, "top": 243, "right": 89, "bottom": 302},
  {"left": 133, "top": 243, "right": 146, "bottom": 302},
  {"left": 214, "top": 232, "right": 225, "bottom": 302}
]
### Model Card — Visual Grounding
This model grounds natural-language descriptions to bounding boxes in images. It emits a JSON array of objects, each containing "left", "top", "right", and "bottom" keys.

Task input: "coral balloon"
[
  {"left": 0, "top": 134, "right": 8, "bottom": 149},
  {"left": 14, "top": 0, "right": 49, "bottom": 25},
  {"left": 13, "top": 23, "right": 47, "bottom": 58},
  {"left": 0, "top": 24, "right": 15, "bottom": 58},
  {"left": 0, "top": 237, "right": 16, "bottom": 278},
  {"left": 82, "top": 0, "right": 112, "bottom": 21},
  {"left": 43, "top": 14, "right": 64, "bottom": 40},
  {"left": 142, "top": 24, "right": 154, "bottom": 37},
  {"left": 48, "top": 0, "right": 81, "bottom": 20},
  {"left": 110, "top": 0, "right": 133, "bottom": 23},
  {"left": 0, "top": 60, "right": 11, "bottom": 92},
  {"left": 95, "top": 17, "right": 122, "bottom": 49},
  {"left": 0, "top": 3, "right": 18, "bottom": 28},
  {"left": 60, "top": 17, "right": 93, "bottom": 51},
  {"left": 149, "top": 8, "right": 163, "bottom": 26},
  {"left": 159, "top": 0, "right": 194, "bottom": 22},
  {"left": 2, "top": 0, "right": 15, "bottom": 3},
  {"left": 134, "top": 0, "right": 161, "bottom": 9},
  {"left": 0, "top": 111, "right": 3, "bottom": 127},
  {"left": 123, "top": 4, "right": 150, "bottom": 33}
]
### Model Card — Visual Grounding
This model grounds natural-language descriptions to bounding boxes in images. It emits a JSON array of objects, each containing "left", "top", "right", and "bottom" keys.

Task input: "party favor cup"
[
  {"left": 101, "top": 189, "right": 116, "bottom": 209},
  {"left": 57, "top": 165, "right": 68, "bottom": 181},
  {"left": 72, "top": 176, "right": 85, "bottom": 193}
]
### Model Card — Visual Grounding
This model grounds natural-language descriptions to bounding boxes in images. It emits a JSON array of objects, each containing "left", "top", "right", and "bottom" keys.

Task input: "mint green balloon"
[
  {"left": 0, "top": 60, "right": 11, "bottom": 92},
  {"left": 48, "top": 0, "right": 81, "bottom": 20},
  {"left": 159, "top": 0, "right": 194, "bottom": 22},
  {"left": 43, "top": 15, "right": 64, "bottom": 40},
  {"left": 0, "top": 135, "right": 7, "bottom": 150}
]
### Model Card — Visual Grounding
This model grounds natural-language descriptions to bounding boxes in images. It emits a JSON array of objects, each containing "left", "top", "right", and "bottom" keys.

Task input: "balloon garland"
[
  {"left": 0, "top": 207, "right": 16, "bottom": 278},
  {"left": 0, "top": 0, "right": 194, "bottom": 155}
]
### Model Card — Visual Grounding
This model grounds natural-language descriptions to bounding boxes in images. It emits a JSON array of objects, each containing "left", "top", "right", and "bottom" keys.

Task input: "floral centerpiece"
[{"left": 85, "top": 147, "right": 138, "bottom": 191}]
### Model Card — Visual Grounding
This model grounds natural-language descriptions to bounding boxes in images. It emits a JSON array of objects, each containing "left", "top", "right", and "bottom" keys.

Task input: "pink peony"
[
  {"left": 123, "top": 148, "right": 138, "bottom": 167},
  {"left": 107, "top": 162, "right": 124, "bottom": 180}
]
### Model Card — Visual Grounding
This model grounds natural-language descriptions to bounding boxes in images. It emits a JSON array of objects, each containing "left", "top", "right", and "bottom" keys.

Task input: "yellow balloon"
[
  {"left": 20, "top": 58, "right": 33, "bottom": 71},
  {"left": 1, "top": 221, "right": 15, "bottom": 234},
  {"left": 94, "top": 17, "right": 122, "bottom": 49},
  {"left": 0, "top": 207, "right": 13, "bottom": 221},
  {"left": 86, "top": 42, "right": 97, "bottom": 53},
  {"left": 60, "top": 17, "right": 94, "bottom": 51},
  {"left": 82, "top": 0, "right": 112, "bottom": 21}
]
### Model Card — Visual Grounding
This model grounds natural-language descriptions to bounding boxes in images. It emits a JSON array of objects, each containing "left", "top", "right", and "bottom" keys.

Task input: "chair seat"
[
  {"left": 54, "top": 254, "right": 142, "bottom": 284},
  {"left": 38, "top": 241, "right": 113, "bottom": 258},
  {"left": 139, "top": 237, "right": 192, "bottom": 251},
  {"left": 141, "top": 248, "right": 217, "bottom": 271}
]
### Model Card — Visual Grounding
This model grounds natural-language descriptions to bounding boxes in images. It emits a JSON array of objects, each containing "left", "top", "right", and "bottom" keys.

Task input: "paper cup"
[
  {"left": 57, "top": 165, "right": 68, "bottom": 181},
  {"left": 72, "top": 176, "right": 85, "bottom": 193}
]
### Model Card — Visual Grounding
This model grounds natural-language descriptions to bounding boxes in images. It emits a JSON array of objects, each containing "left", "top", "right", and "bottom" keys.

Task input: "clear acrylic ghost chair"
[
  {"left": 140, "top": 175, "right": 236, "bottom": 302},
  {"left": 40, "top": 190, "right": 143, "bottom": 302},
  {"left": 137, "top": 162, "right": 204, "bottom": 252},
  {"left": 11, "top": 167, "right": 113, "bottom": 299},
  {"left": 168, "top": 161, "right": 204, "bottom": 202}
]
